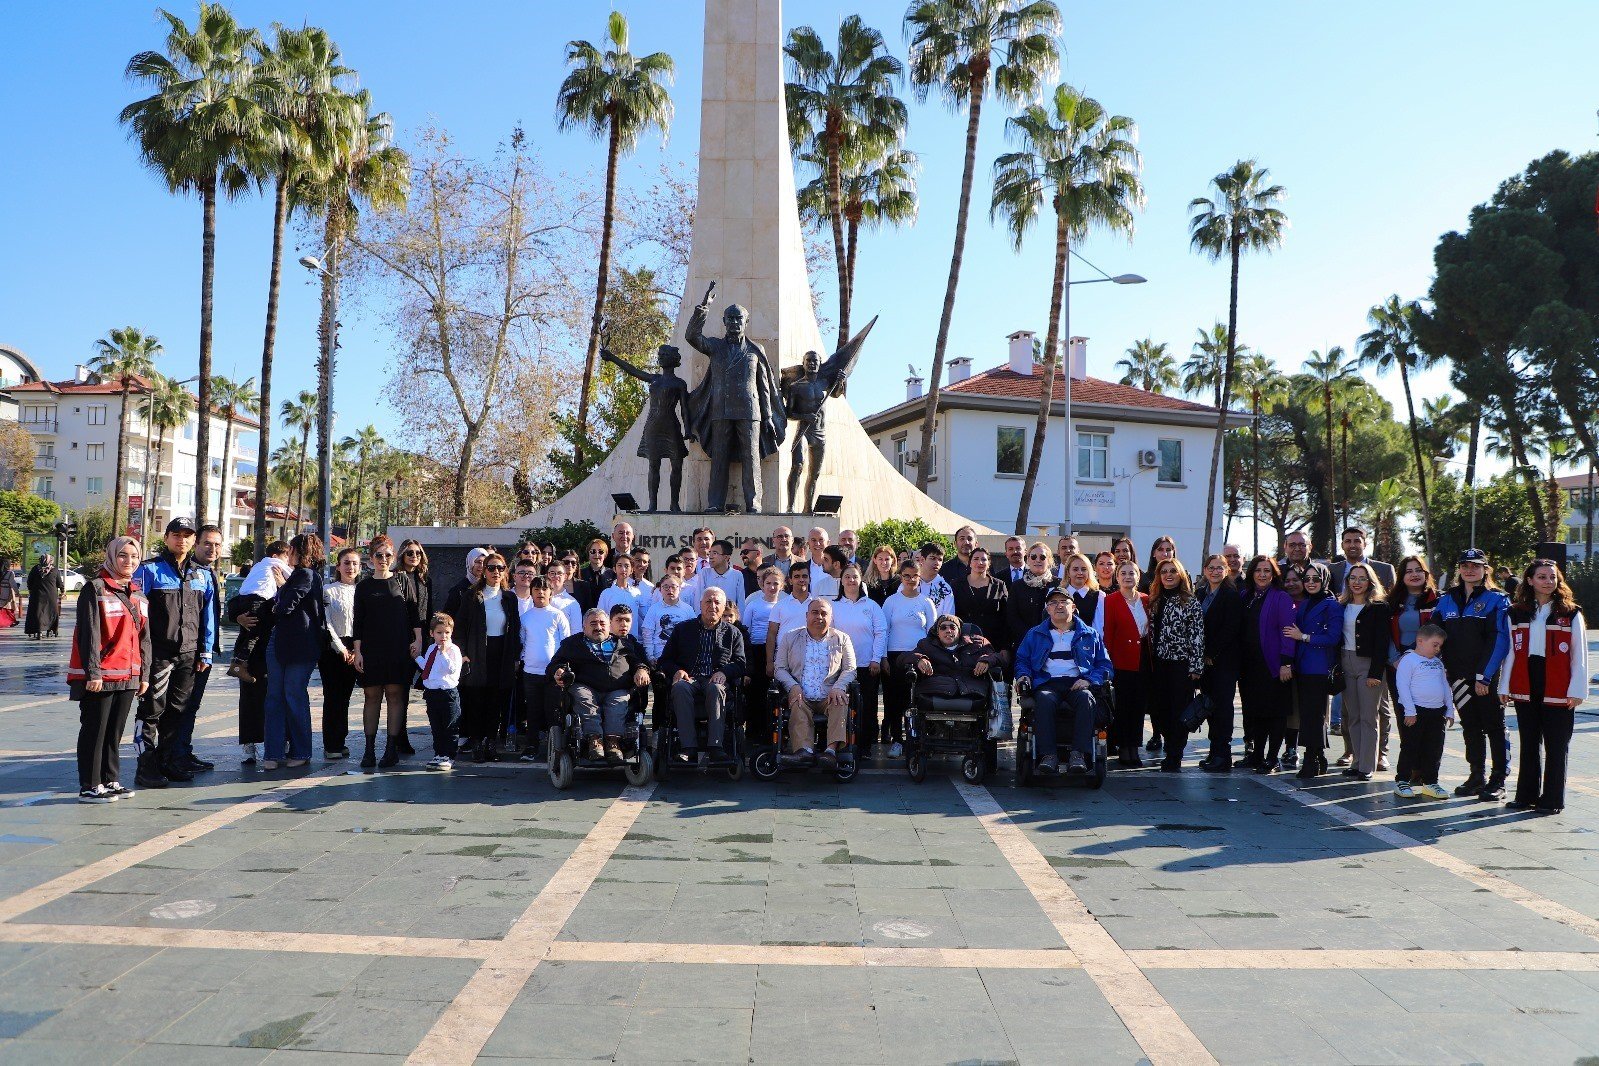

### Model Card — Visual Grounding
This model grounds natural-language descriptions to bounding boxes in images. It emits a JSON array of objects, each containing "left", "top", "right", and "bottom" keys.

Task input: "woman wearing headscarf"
[
  {"left": 67, "top": 537, "right": 150, "bottom": 801},
  {"left": 25, "top": 553, "right": 65, "bottom": 639},
  {"left": 453, "top": 550, "right": 522, "bottom": 762},
  {"left": 0, "top": 556, "right": 18, "bottom": 626},
  {"left": 1282, "top": 562, "right": 1342, "bottom": 777}
]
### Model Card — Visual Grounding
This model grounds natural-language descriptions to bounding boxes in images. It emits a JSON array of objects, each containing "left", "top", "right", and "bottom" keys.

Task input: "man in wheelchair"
[
  {"left": 657, "top": 587, "right": 746, "bottom": 764},
  {"left": 908, "top": 615, "right": 999, "bottom": 698},
  {"left": 1014, "top": 588, "right": 1113, "bottom": 775},
  {"left": 773, "top": 598, "right": 857, "bottom": 769},
  {"left": 548, "top": 608, "right": 653, "bottom": 764}
]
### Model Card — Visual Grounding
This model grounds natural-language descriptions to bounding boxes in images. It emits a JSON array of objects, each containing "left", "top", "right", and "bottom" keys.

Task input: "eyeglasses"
[
  {"left": 373, "top": 552, "right": 394, "bottom": 560},
  {"left": 589, "top": 549, "right": 605, "bottom": 556},
  {"left": 1027, "top": 553, "right": 1047, "bottom": 561},
  {"left": 402, "top": 549, "right": 421, "bottom": 557},
  {"left": 937, "top": 622, "right": 960, "bottom": 630},
  {"left": 485, "top": 564, "right": 506, "bottom": 572}
]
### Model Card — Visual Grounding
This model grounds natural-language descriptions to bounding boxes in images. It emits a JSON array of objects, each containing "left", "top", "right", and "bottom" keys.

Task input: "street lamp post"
[{"left": 1060, "top": 266, "right": 1146, "bottom": 537}]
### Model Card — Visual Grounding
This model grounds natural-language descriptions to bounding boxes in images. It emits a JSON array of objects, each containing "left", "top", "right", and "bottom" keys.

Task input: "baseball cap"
[
  {"left": 1044, "top": 586, "right": 1072, "bottom": 602},
  {"left": 165, "top": 516, "right": 197, "bottom": 535},
  {"left": 1456, "top": 548, "right": 1488, "bottom": 565}
]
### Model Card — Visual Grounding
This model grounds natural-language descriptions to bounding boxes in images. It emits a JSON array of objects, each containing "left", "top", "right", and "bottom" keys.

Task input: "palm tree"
[
  {"left": 210, "top": 375, "right": 258, "bottom": 546},
  {"left": 246, "top": 24, "right": 362, "bottom": 554},
  {"left": 990, "top": 82, "right": 1143, "bottom": 534},
  {"left": 269, "top": 439, "right": 305, "bottom": 538},
  {"left": 141, "top": 375, "right": 194, "bottom": 527},
  {"left": 296, "top": 97, "right": 408, "bottom": 535},
  {"left": 786, "top": 15, "right": 907, "bottom": 344},
  {"left": 1181, "top": 324, "right": 1247, "bottom": 406},
  {"left": 1367, "top": 477, "right": 1409, "bottom": 563},
  {"left": 1358, "top": 295, "right": 1437, "bottom": 566},
  {"left": 1113, "top": 338, "right": 1176, "bottom": 392},
  {"left": 1300, "top": 346, "right": 1360, "bottom": 552},
  {"left": 1187, "top": 159, "right": 1288, "bottom": 555},
  {"left": 904, "top": 0, "right": 1061, "bottom": 492},
  {"left": 121, "top": 5, "right": 270, "bottom": 526},
  {"left": 556, "top": 11, "right": 675, "bottom": 469},
  {"left": 340, "top": 424, "right": 383, "bottom": 545},
  {"left": 280, "top": 390, "right": 318, "bottom": 534},
  {"left": 802, "top": 141, "right": 921, "bottom": 322},
  {"left": 1232, "top": 352, "right": 1286, "bottom": 556},
  {"left": 87, "top": 326, "right": 163, "bottom": 534}
]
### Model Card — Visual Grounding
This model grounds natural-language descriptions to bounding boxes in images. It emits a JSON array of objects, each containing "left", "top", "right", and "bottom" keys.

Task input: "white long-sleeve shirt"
[
  {"left": 831, "top": 594, "right": 887, "bottom": 665},
  {"left": 598, "top": 580, "right": 653, "bottom": 635},
  {"left": 550, "top": 591, "right": 583, "bottom": 636},
  {"left": 883, "top": 590, "right": 938, "bottom": 653},
  {"left": 1395, "top": 650, "right": 1456, "bottom": 720},
  {"left": 415, "top": 641, "right": 463, "bottom": 690},
  {"left": 742, "top": 592, "right": 789, "bottom": 646},
  {"left": 685, "top": 566, "right": 745, "bottom": 607},
  {"left": 517, "top": 601, "right": 570, "bottom": 675},
  {"left": 1499, "top": 605, "right": 1588, "bottom": 702},
  {"left": 918, "top": 575, "right": 956, "bottom": 618}
]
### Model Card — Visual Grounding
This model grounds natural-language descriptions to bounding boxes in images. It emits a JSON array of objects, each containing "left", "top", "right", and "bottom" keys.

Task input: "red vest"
[
  {"left": 1505, "top": 603, "right": 1575, "bottom": 703},
  {"left": 67, "top": 575, "right": 149, "bottom": 687}
]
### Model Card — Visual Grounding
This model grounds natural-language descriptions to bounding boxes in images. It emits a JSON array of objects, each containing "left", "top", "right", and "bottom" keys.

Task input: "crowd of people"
[{"left": 59, "top": 517, "right": 1586, "bottom": 816}]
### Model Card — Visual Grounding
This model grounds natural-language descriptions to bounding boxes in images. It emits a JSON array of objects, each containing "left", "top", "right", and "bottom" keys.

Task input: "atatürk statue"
[
  {"left": 601, "top": 344, "right": 692, "bottom": 513},
  {"left": 685, "top": 284, "right": 786, "bottom": 513},
  {"left": 780, "top": 318, "right": 876, "bottom": 513}
]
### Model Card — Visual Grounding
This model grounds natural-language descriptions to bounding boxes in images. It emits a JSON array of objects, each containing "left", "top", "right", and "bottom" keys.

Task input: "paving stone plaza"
[{"left": 1, "top": 629, "right": 1598, "bottom": 1063}]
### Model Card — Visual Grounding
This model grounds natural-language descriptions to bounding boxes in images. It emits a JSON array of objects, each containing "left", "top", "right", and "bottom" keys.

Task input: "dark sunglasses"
[
  {"left": 402, "top": 548, "right": 421, "bottom": 556},
  {"left": 485, "top": 564, "right": 507, "bottom": 572}
]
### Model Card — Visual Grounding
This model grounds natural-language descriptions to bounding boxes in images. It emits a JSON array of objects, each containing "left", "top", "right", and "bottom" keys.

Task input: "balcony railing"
[
  {"left": 35, "top": 490, "right": 56, "bottom": 501},
  {"left": 33, "top": 455, "right": 57, "bottom": 470},
  {"left": 20, "top": 420, "right": 58, "bottom": 434}
]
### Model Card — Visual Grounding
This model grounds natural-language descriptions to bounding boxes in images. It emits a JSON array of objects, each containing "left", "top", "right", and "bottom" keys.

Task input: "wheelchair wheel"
[
  {"left": 1015, "top": 745, "right": 1034, "bottom": 787},
  {"left": 906, "top": 749, "right": 927, "bottom": 783},
  {"left": 1090, "top": 746, "right": 1108, "bottom": 790},
  {"left": 752, "top": 747, "right": 781, "bottom": 781},
  {"left": 961, "top": 753, "right": 986, "bottom": 786},
  {"left": 548, "top": 750, "right": 574, "bottom": 790},
  {"left": 834, "top": 755, "right": 857, "bottom": 783},
  {"left": 726, "top": 755, "right": 744, "bottom": 782},
  {"left": 624, "top": 750, "right": 654, "bottom": 788},
  {"left": 653, "top": 730, "right": 672, "bottom": 782}
]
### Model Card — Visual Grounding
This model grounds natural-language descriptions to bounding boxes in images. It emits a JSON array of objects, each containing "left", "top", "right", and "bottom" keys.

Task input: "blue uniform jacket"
[
  {"left": 1292, "top": 595, "right": 1342, "bottom": 677},
  {"left": 135, "top": 550, "right": 217, "bottom": 662},
  {"left": 1431, "top": 584, "right": 1511, "bottom": 681},
  {"left": 1014, "top": 617, "right": 1113, "bottom": 688}
]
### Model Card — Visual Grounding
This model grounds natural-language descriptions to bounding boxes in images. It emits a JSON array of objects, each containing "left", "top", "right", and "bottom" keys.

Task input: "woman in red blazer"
[{"left": 1102, "top": 561, "right": 1151, "bottom": 767}]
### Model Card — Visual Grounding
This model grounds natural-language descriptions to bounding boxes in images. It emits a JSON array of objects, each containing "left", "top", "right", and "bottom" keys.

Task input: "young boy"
[
  {"left": 1393, "top": 623, "right": 1456, "bottom": 800},
  {"left": 517, "top": 576, "right": 570, "bottom": 762},
  {"left": 226, "top": 540, "right": 292, "bottom": 683},
  {"left": 643, "top": 576, "right": 696, "bottom": 663},
  {"left": 415, "top": 612, "right": 464, "bottom": 771}
]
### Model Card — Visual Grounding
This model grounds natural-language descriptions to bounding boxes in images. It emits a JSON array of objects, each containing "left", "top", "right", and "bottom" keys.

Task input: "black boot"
[
  {"left": 160, "top": 758, "right": 194, "bottom": 783},
  {"left": 360, "top": 736, "right": 377, "bottom": 769},
  {"left": 1454, "top": 771, "right": 1486, "bottom": 797},
  {"left": 1478, "top": 777, "right": 1506, "bottom": 801},
  {"left": 398, "top": 733, "right": 416, "bottom": 756},
  {"left": 134, "top": 752, "right": 169, "bottom": 789},
  {"left": 378, "top": 736, "right": 400, "bottom": 768}
]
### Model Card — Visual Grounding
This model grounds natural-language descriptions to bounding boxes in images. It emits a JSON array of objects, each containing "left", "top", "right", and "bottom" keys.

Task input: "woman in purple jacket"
[
  {"left": 1239, "top": 556, "right": 1298, "bottom": 772},
  {"left": 1284, "top": 562, "right": 1343, "bottom": 778}
]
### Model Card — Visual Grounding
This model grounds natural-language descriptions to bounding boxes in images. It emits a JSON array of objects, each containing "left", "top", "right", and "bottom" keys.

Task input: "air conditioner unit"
[
  {"left": 905, "top": 449, "right": 922, "bottom": 466},
  {"left": 1136, "top": 448, "right": 1159, "bottom": 469}
]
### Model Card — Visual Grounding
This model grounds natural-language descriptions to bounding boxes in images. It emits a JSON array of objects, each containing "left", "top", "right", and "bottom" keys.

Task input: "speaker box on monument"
[{"left": 1535, "top": 542, "right": 1567, "bottom": 566}]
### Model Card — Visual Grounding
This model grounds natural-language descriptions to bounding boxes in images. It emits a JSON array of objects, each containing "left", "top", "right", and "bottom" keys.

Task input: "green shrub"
[
  {"left": 856, "top": 518, "right": 953, "bottom": 561},
  {"left": 517, "top": 520, "right": 606, "bottom": 556}
]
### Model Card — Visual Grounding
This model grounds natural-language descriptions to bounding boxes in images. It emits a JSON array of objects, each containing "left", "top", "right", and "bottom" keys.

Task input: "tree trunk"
[
  {"left": 1502, "top": 414, "right": 1549, "bottom": 541},
  {"left": 1340, "top": 410, "right": 1350, "bottom": 533},
  {"left": 219, "top": 413, "right": 235, "bottom": 547},
  {"left": 1464, "top": 404, "right": 1479, "bottom": 490},
  {"left": 573, "top": 118, "right": 623, "bottom": 468},
  {"left": 826, "top": 117, "right": 849, "bottom": 346},
  {"left": 1324, "top": 382, "right": 1335, "bottom": 555},
  {"left": 917, "top": 69, "right": 986, "bottom": 492},
  {"left": 1014, "top": 214, "right": 1069, "bottom": 535},
  {"left": 845, "top": 215, "right": 859, "bottom": 335},
  {"left": 454, "top": 418, "right": 481, "bottom": 522},
  {"left": 1251, "top": 388, "right": 1261, "bottom": 558},
  {"left": 1200, "top": 233, "right": 1242, "bottom": 557},
  {"left": 351, "top": 449, "right": 367, "bottom": 547},
  {"left": 112, "top": 382, "right": 130, "bottom": 535},
  {"left": 253, "top": 171, "right": 289, "bottom": 558},
  {"left": 195, "top": 178, "right": 217, "bottom": 526},
  {"left": 296, "top": 427, "right": 311, "bottom": 535},
  {"left": 316, "top": 204, "right": 342, "bottom": 536},
  {"left": 1397, "top": 359, "right": 1433, "bottom": 567}
]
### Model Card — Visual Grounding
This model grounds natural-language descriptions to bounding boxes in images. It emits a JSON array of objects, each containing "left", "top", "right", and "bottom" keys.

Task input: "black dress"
[
  {"left": 953, "top": 578, "right": 1010, "bottom": 651},
  {"left": 25, "top": 563, "right": 63, "bottom": 637},
  {"left": 353, "top": 575, "right": 421, "bottom": 686}
]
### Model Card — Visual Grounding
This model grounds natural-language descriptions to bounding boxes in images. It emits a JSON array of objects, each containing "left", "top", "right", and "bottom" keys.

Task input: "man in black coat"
[
  {"left": 658, "top": 586, "right": 747, "bottom": 763},
  {"left": 550, "top": 608, "right": 651, "bottom": 763}
]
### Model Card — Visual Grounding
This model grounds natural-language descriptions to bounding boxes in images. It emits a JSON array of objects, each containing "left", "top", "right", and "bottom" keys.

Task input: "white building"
[
  {"left": 3, "top": 367, "right": 259, "bottom": 546},
  {"left": 860, "top": 331, "right": 1251, "bottom": 554}
]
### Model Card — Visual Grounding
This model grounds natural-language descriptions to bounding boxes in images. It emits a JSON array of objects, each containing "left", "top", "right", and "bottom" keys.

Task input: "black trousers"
[
  {"left": 1240, "top": 661, "right": 1289, "bottom": 761},
  {"left": 1149, "top": 657, "right": 1195, "bottom": 767},
  {"left": 238, "top": 678, "right": 266, "bottom": 745},
  {"left": 856, "top": 668, "right": 882, "bottom": 748},
  {"left": 1387, "top": 667, "right": 1412, "bottom": 780},
  {"left": 134, "top": 656, "right": 195, "bottom": 759},
  {"left": 1459, "top": 685, "right": 1508, "bottom": 784},
  {"left": 1293, "top": 675, "right": 1330, "bottom": 760},
  {"left": 1203, "top": 669, "right": 1238, "bottom": 761},
  {"left": 882, "top": 657, "right": 913, "bottom": 743},
  {"left": 1407, "top": 706, "right": 1447, "bottom": 784},
  {"left": 520, "top": 672, "right": 556, "bottom": 733},
  {"left": 1112, "top": 667, "right": 1147, "bottom": 752},
  {"left": 1514, "top": 656, "right": 1573, "bottom": 809},
  {"left": 78, "top": 689, "right": 136, "bottom": 789},
  {"left": 319, "top": 647, "right": 359, "bottom": 753}
]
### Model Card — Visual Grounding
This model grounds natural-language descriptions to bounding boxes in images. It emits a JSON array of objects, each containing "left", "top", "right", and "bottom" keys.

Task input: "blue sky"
[{"left": 2, "top": 0, "right": 1595, "bottom": 472}]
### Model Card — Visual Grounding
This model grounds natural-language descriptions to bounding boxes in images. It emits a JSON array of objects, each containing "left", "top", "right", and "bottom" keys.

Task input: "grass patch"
[
  {"left": 448, "top": 844, "right": 500, "bottom": 857},
  {"left": 1046, "top": 856, "right": 1130, "bottom": 868},
  {"left": 708, "top": 833, "right": 773, "bottom": 844}
]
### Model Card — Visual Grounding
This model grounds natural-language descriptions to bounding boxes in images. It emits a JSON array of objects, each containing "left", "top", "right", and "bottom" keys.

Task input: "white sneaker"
[
  {"left": 78, "top": 786, "right": 112, "bottom": 804},
  {"left": 426, "top": 757, "right": 453, "bottom": 771},
  {"left": 103, "top": 782, "right": 134, "bottom": 800},
  {"left": 240, "top": 743, "right": 258, "bottom": 765},
  {"left": 888, "top": 741, "right": 904, "bottom": 759}
]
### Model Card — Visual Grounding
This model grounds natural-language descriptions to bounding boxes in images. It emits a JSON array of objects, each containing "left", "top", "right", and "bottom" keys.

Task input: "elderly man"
[
  {"left": 774, "top": 599, "right": 857, "bottom": 768},
  {"left": 1014, "top": 587, "right": 1113, "bottom": 775},
  {"left": 659, "top": 587, "right": 747, "bottom": 763},
  {"left": 1222, "top": 544, "right": 1244, "bottom": 582},
  {"left": 607, "top": 522, "right": 637, "bottom": 566},
  {"left": 764, "top": 527, "right": 795, "bottom": 575},
  {"left": 941, "top": 525, "right": 977, "bottom": 584},
  {"left": 1278, "top": 530, "right": 1314, "bottom": 571},
  {"left": 549, "top": 608, "right": 652, "bottom": 764},
  {"left": 805, "top": 527, "right": 839, "bottom": 598}
]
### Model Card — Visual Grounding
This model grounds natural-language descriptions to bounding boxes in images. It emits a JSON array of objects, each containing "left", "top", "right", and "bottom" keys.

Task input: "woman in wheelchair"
[
  {"left": 1014, "top": 588, "right": 1114, "bottom": 775},
  {"left": 907, "top": 616, "right": 999, "bottom": 699},
  {"left": 773, "top": 599, "right": 857, "bottom": 769}
]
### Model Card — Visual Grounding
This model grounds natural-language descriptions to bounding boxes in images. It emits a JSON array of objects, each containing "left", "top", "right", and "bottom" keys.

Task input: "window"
[
  {"left": 1157, "top": 438, "right": 1183, "bottom": 484},
  {"left": 177, "top": 484, "right": 194, "bottom": 506},
  {"left": 86, "top": 405, "right": 107, "bottom": 426},
  {"left": 87, "top": 477, "right": 104, "bottom": 495},
  {"left": 33, "top": 477, "right": 52, "bottom": 497},
  {"left": 182, "top": 420, "right": 195, "bottom": 441},
  {"left": 892, "top": 435, "right": 908, "bottom": 476},
  {"left": 86, "top": 443, "right": 105, "bottom": 462},
  {"left": 1076, "top": 431, "right": 1108, "bottom": 480},
  {"left": 996, "top": 426, "right": 1025, "bottom": 475},
  {"left": 22, "top": 405, "right": 56, "bottom": 424}
]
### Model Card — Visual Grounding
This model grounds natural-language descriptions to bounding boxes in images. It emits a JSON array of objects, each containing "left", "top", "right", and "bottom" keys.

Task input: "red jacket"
[
  {"left": 68, "top": 569, "right": 152, "bottom": 696},
  {"left": 1101, "top": 590, "right": 1149, "bottom": 672}
]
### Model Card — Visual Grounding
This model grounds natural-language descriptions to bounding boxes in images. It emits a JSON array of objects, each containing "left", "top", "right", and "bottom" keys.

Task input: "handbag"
[
  {"left": 988, "top": 678, "right": 1013, "bottom": 739},
  {"left": 1325, "top": 657, "right": 1345, "bottom": 697},
  {"left": 1178, "top": 692, "right": 1211, "bottom": 732}
]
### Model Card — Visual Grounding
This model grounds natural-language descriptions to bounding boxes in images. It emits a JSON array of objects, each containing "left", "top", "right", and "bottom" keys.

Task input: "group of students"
[{"left": 62, "top": 516, "right": 1586, "bottom": 815}]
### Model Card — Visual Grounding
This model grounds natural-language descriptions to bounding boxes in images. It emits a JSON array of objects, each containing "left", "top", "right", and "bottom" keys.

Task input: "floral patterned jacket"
[{"left": 1150, "top": 595, "right": 1205, "bottom": 676}]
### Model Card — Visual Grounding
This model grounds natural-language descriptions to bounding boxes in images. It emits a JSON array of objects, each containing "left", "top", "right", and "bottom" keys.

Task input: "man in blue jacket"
[
  {"left": 132, "top": 517, "right": 217, "bottom": 788},
  {"left": 1015, "top": 588, "right": 1113, "bottom": 775}
]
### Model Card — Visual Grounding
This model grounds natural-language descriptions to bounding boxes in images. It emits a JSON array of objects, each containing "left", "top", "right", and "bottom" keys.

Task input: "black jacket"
[
  {"left": 1200, "top": 582, "right": 1244, "bottom": 676},
  {"left": 549, "top": 631, "right": 650, "bottom": 692},
  {"left": 270, "top": 567, "right": 327, "bottom": 667},
  {"left": 1005, "top": 579, "right": 1050, "bottom": 650},
  {"left": 1350, "top": 600, "right": 1393, "bottom": 678},
  {"left": 658, "top": 617, "right": 747, "bottom": 682},
  {"left": 453, "top": 588, "right": 524, "bottom": 689},
  {"left": 909, "top": 635, "right": 999, "bottom": 700},
  {"left": 570, "top": 578, "right": 601, "bottom": 614},
  {"left": 953, "top": 578, "right": 1010, "bottom": 650}
]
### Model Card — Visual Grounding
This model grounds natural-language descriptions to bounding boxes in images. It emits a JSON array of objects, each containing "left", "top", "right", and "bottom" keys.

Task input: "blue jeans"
[
  {"left": 424, "top": 688, "right": 462, "bottom": 758},
  {"left": 1033, "top": 680, "right": 1097, "bottom": 756},
  {"left": 264, "top": 631, "right": 315, "bottom": 761}
]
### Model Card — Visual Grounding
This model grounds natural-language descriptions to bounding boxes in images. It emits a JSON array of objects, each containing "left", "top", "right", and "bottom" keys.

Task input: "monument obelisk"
[{"left": 513, "top": 0, "right": 988, "bottom": 533}]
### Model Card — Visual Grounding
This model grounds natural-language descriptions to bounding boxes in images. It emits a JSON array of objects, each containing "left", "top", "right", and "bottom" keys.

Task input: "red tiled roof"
[
  {"left": 945, "top": 365, "right": 1219, "bottom": 413},
  {"left": 4, "top": 376, "right": 261, "bottom": 428}
]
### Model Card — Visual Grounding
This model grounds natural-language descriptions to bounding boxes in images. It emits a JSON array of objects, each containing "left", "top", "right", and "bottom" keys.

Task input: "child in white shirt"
[
  {"left": 226, "top": 542, "right": 292, "bottom": 683},
  {"left": 416, "top": 612, "right": 465, "bottom": 770},
  {"left": 1393, "top": 624, "right": 1455, "bottom": 800}
]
